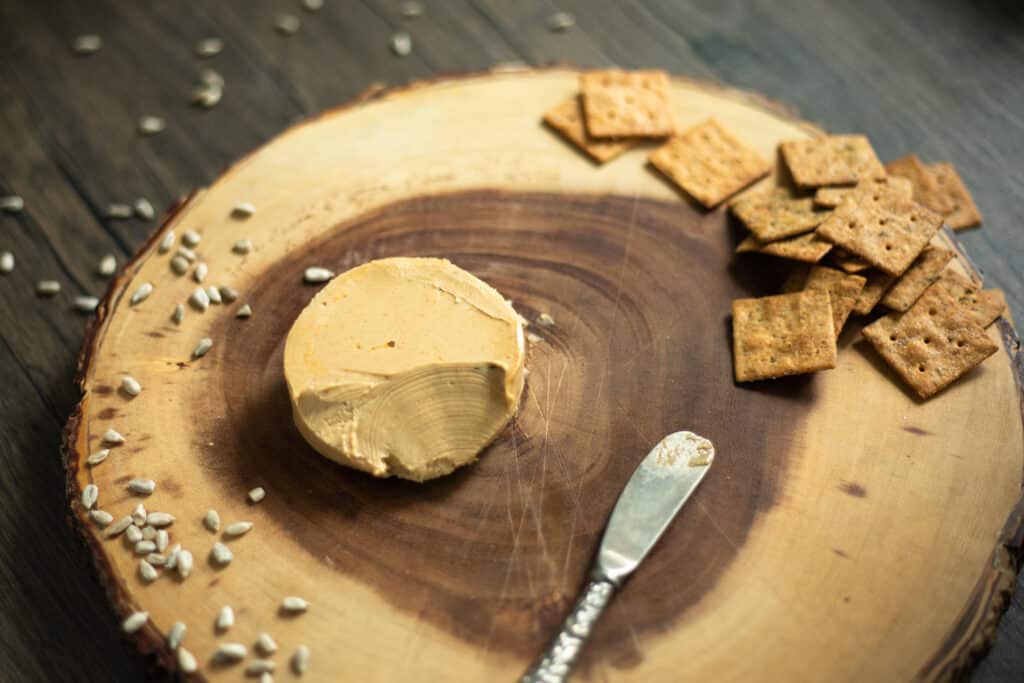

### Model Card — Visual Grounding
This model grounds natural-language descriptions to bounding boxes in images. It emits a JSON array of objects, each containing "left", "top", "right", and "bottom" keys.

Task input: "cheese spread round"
[{"left": 283, "top": 257, "right": 526, "bottom": 482}]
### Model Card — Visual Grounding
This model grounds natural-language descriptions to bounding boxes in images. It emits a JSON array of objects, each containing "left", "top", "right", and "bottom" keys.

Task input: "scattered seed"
[
  {"left": 133, "top": 198, "right": 155, "bottom": 220},
  {"left": 200, "top": 68, "right": 224, "bottom": 88},
  {"left": 128, "top": 479, "right": 156, "bottom": 495},
  {"left": 248, "top": 487, "right": 266, "bottom": 503},
  {"left": 177, "top": 245, "right": 197, "bottom": 263},
  {"left": 81, "top": 484, "right": 99, "bottom": 510},
  {"left": 214, "top": 643, "right": 247, "bottom": 664},
  {"left": 139, "top": 559, "right": 158, "bottom": 582},
  {"left": 399, "top": 1, "right": 423, "bottom": 18},
  {"left": 204, "top": 509, "right": 221, "bottom": 533},
  {"left": 37, "top": 280, "right": 61, "bottom": 296},
  {"left": 219, "top": 285, "right": 239, "bottom": 302},
  {"left": 232, "top": 238, "right": 252, "bottom": 254},
  {"left": 121, "top": 375, "right": 142, "bottom": 397},
  {"left": 0, "top": 251, "right": 13, "bottom": 274},
  {"left": 274, "top": 13, "right": 301, "bottom": 35},
  {"left": 224, "top": 521, "right": 253, "bottom": 538},
  {"left": 125, "top": 525, "right": 143, "bottom": 544},
  {"left": 292, "top": 645, "right": 310, "bottom": 675},
  {"left": 206, "top": 285, "right": 222, "bottom": 304},
  {"left": 281, "top": 596, "right": 309, "bottom": 613},
  {"left": 190, "top": 287, "right": 210, "bottom": 311},
  {"left": 526, "top": 331, "right": 542, "bottom": 345},
  {"left": 87, "top": 448, "right": 110, "bottom": 466},
  {"left": 303, "top": 0, "right": 324, "bottom": 11},
  {"left": 216, "top": 605, "right": 235, "bottom": 631},
  {"left": 177, "top": 549, "right": 194, "bottom": 578},
  {"left": 196, "top": 37, "right": 223, "bottom": 58},
  {"left": 168, "top": 621, "right": 186, "bottom": 651},
  {"left": 73, "top": 295, "right": 100, "bottom": 313},
  {"left": 547, "top": 11, "right": 575, "bottom": 32},
  {"left": 147, "top": 511, "right": 176, "bottom": 528},
  {"left": 259, "top": 672, "right": 272, "bottom": 683},
  {"left": 107, "top": 203, "right": 133, "bottom": 219},
  {"left": 156, "top": 529, "right": 169, "bottom": 553},
  {"left": 193, "top": 262, "right": 208, "bottom": 283},
  {"left": 390, "top": 32, "right": 412, "bottom": 57},
  {"left": 255, "top": 632, "right": 278, "bottom": 655},
  {"left": 182, "top": 230, "right": 201, "bottom": 247},
  {"left": 178, "top": 647, "right": 197, "bottom": 673},
  {"left": 231, "top": 202, "right": 256, "bottom": 218},
  {"left": 303, "top": 267, "right": 334, "bottom": 283},
  {"left": 102, "top": 428, "right": 124, "bottom": 445},
  {"left": 192, "top": 82, "right": 223, "bottom": 108},
  {"left": 132, "top": 503, "right": 147, "bottom": 526},
  {"left": 73, "top": 34, "right": 103, "bottom": 55},
  {"left": 138, "top": 116, "right": 165, "bottom": 136},
  {"left": 122, "top": 611, "right": 149, "bottom": 634},
  {"left": 89, "top": 510, "right": 113, "bottom": 527},
  {"left": 536, "top": 312, "right": 555, "bottom": 327},
  {"left": 146, "top": 552, "right": 167, "bottom": 566},
  {"left": 158, "top": 231, "right": 175, "bottom": 253},
  {"left": 236, "top": 303, "right": 252, "bottom": 319},
  {"left": 0, "top": 195, "right": 24, "bottom": 213},
  {"left": 130, "top": 282, "right": 153, "bottom": 305},
  {"left": 141, "top": 525, "right": 156, "bottom": 541},
  {"left": 171, "top": 303, "right": 185, "bottom": 325},
  {"left": 170, "top": 255, "right": 189, "bottom": 276},
  {"left": 192, "top": 337, "right": 213, "bottom": 359},
  {"left": 135, "top": 540, "right": 157, "bottom": 555},
  {"left": 105, "top": 516, "right": 133, "bottom": 538},
  {"left": 211, "top": 542, "right": 233, "bottom": 566},
  {"left": 246, "top": 659, "right": 275, "bottom": 675}
]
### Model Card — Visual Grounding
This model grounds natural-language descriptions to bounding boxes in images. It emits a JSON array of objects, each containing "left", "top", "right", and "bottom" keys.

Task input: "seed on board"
[
  {"left": 73, "top": 34, "right": 103, "bottom": 55},
  {"left": 224, "top": 521, "right": 253, "bottom": 538},
  {"left": 204, "top": 509, "right": 221, "bottom": 533},
  {"left": 292, "top": 645, "right": 310, "bottom": 675},
  {"left": 122, "top": 611, "right": 149, "bottom": 634},
  {"left": 139, "top": 559, "right": 158, "bottom": 583},
  {"left": 231, "top": 202, "right": 256, "bottom": 218},
  {"left": 248, "top": 487, "right": 265, "bottom": 503},
  {"left": 105, "top": 516, "right": 133, "bottom": 538},
  {"left": 189, "top": 287, "right": 210, "bottom": 311},
  {"left": 199, "top": 68, "right": 224, "bottom": 88},
  {"left": 216, "top": 605, "right": 234, "bottom": 631},
  {"left": 133, "top": 197, "right": 155, "bottom": 221},
  {"left": 125, "top": 525, "right": 143, "bottom": 544},
  {"left": 303, "top": 267, "right": 334, "bottom": 283},
  {"left": 135, "top": 540, "right": 157, "bottom": 555},
  {"left": 138, "top": 115, "right": 166, "bottom": 136},
  {"left": 206, "top": 285, "right": 222, "bottom": 304},
  {"left": 81, "top": 484, "right": 99, "bottom": 510},
  {"left": 165, "top": 544, "right": 180, "bottom": 570},
  {"left": 170, "top": 255, "right": 189, "bottom": 276},
  {"left": 87, "top": 448, "right": 110, "bottom": 466},
  {"left": 219, "top": 285, "right": 239, "bottom": 303},
  {"left": 37, "top": 280, "right": 61, "bottom": 296},
  {"left": 171, "top": 303, "right": 185, "bottom": 325},
  {"left": 146, "top": 552, "right": 167, "bottom": 566},
  {"left": 168, "top": 621, "right": 186, "bottom": 651},
  {"left": 192, "top": 82, "right": 223, "bottom": 109},
  {"left": 236, "top": 303, "right": 252, "bottom": 319},
  {"left": 195, "top": 36, "right": 223, "bottom": 58},
  {"left": 399, "top": 1, "right": 424, "bottom": 19},
  {"left": 255, "top": 632, "right": 278, "bottom": 655},
  {"left": 90, "top": 509, "right": 114, "bottom": 527},
  {"left": 259, "top": 672, "right": 272, "bottom": 683},
  {"left": 130, "top": 282, "right": 153, "bottom": 305},
  {"left": 303, "top": 0, "right": 324, "bottom": 10},
  {"left": 141, "top": 525, "right": 156, "bottom": 541},
  {"left": 178, "top": 647, "right": 197, "bottom": 673},
  {"left": 390, "top": 31, "right": 412, "bottom": 57},
  {"left": 103, "top": 428, "right": 125, "bottom": 444},
  {"left": 214, "top": 643, "right": 247, "bottom": 664},
  {"left": 0, "top": 195, "right": 24, "bottom": 213},
  {"left": 147, "top": 511, "right": 176, "bottom": 527},
  {"left": 281, "top": 596, "right": 309, "bottom": 613},
  {"left": 73, "top": 296, "right": 100, "bottom": 313},
  {"left": 192, "top": 337, "right": 213, "bottom": 359},
  {"left": 547, "top": 11, "right": 576, "bottom": 32},
  {"left": 156, "top": 528, "right": 169, "bottom": 553},
  {"left": 182, "top": 230, "right": 201, "bottom": 247},
  {"left": 121, "top": 375, "right": 142, "bottom": 397},
  {"left": 232, "top": 238, "right": 252, "bottom": 254},
  {"left": 128, "top": 479, "right": 156, "bottom": 495},
  {"left": 132, "top": 503, "right": 147, "bottom": 525},
  {"left": 0, "top": 251, "right": 13, "bottom": 274},
  {"left": 211, "top": 542, "right": 233, "bottom": 566},
  {"left": 246, "top": 659, "right": 275, "bottom": 675},
  {"left": 193, "top": 261, "right": 208, "bottom": 283},
  {"left": 177, "top": 549, "right": 194, "bottom": 578},
  {"left": 158, "top": 231, "right": 175, "bottom": 253},
  {"left": 274, "top": 13, "right": 301, "bottom": 35},
  {"left": 97, "top": 254, "right": 117, "bottom": 278},
  {"left": 107, "top": 203, "right": 133, "bottom": 219}
]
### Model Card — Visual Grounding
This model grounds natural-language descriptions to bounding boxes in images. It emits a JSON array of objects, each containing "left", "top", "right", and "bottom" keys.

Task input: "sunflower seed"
[
  {"left": 192, "top": 83, "right": 223, "bottom": 108},
  {"left": 232, "top": 238, "right": 252, "bottom": 254},
  {"left": 193, "top": 261, "right": 208, "bottom": 283},
  {"left": 211, "top": 542, "right": 233, "bottom": 565},
  {"left": 526, "top": 331, "right": 542, "bottom": 345},
  {"left": 141, "top": 525, "right": 156, "bottom": 541},
  {"left": 130, "top": 282, "right": 153, "bottom": 305},
  {"left": 37, "top": 280, "right": 61, "bottom": 296},
  {"left": 168, "top": 621, "right": 186, "bottom": 650},
  {"left": 132, "top": 503, "right": 147, "bottom": 525},
  {"left": 281, "top": 596, "right": 309, "bottom": 613},
  {"left": 219, "top": 285, "right": 239, "bottom": 303},
  {"left": 224, "top": 521, "right": 253, "bottom": 538},
  {"left": 128, "top": 479, "right": 156, "bottom": 495},
  {"left": 216, "top": 605, "right": 234, "bottom": 631},
  {"left": 303, "top": 267, "right": 334, "bottom": 283},
  {"left": 399, "top": 1, "right": 423, "bottom": 18},
  {"left": 547, "top": 11, "right": 575, "bottom": 32},
  {"left": 87, "top": 448, "right": 110, "bottom": 466},
  {"left": 178, "top": 647, "right": 197, "bottom": 673},
  {"left": 196, "top": 37, "right": 223, "bottom": 58},
  {"left": 292, "top": 645, "right": 310, "bottom": 675},
  {"left": 182, "top": 230, "right": 201, "bottom": 247},
  {"left": 158, "top": 231, "right": 175, "bottom": 253},
  {"left": 138, "top": 116, "right": 165, "bottom": 136},
  {"left": 170, "top": 256, "right": 189, "bottom": 276},
  {"left": 248, "top": 487, "right": 265, "bottom": 503},
  {"left": 259, "top": 673, "right": 272, "bottom": 683},
  {"left": 171, "top": 303, "right": 185, "bottom": 325},
  {"left": 125, "top": 525, "right": 143, "bottom": 544},
  {"left": 204, "top": 509, "right": 221, "bottom": 533},
  {"left": 176, "top": 246, "right": 196, "bottom": 262},
  {"left": 121, "top": 375, "right": 142, "bottom": 397},
  {"left": 135, "top": 540, "right": 156, "bottom": 555},
  {"left": 205, "top": 285, "right": 222, "bottom": 304},
  {"left": 139, "top": 559, "right": 158, "bottom": 582},
  {"left": 95, "top": 255, "right": 116, "bottom": 279},
  {"left": 156, "top": 529, "right": 169, "bottom": 553},
  {"left": 177, "top": 549, "right": 194, "bottom": 578},
  {"left": 231, "top": 202, "right": 256, "bottom": 218},
  {"left": 303, "top": 0, "right": 324, "bottom": 10},
  {"left": 166, "top": 544, "right": 181, "bottom": 570},
  {"left": 246, "top": 659, "right": 275, "bottom": 675},
  {"left": 89, "top": 510, "right": 113, "bottom": 527},
  {"left": 147, "top": 511, "right": 176, "bottom": 527},
  {"left": 236, "top": 303, "right": 252, "bottom": 319},
  {"left": 81, "top": 484, "right": 99, "bottom": 510},
  {"left": 73, "top": 34, "right": 103, "bottom": 55},
  {"left": 536, "top": 312, "right": 555, "bottom": 327},
  {"left": 255, "top": 632, "right": 278, "bottom": 655},
  {"left": 274, "top": 13, "right": 300, "bottom": 35},
  {"left": 102, "top": 428, "right": 124, "bottom": 444},
  {"left": 190, "top": 287, "right": 210, "bottom": 311},
  {"left": 105, "top": 516, "right": 133, "bottom": 538},
  {"left": 133, "top": 197, "right": 155, "bottom": 220},
  {"left": 192, "top": 337, "right": 213, "bottom": 359},
  {"left": 0, "top": 195, "right": 24, "bottom": 213},
  {"left": 200, "top": 68, "right": 224, "bottom": 88},
  {"left": 107, "top": 203, "right": 133, "bottom": 218},
  {"left": 122, "top": 611, "right": 149, "bottom": 633},
  {"left": 146, "top": 553, "right": 167, "bottom": 567},
  {"left": 214, "top": 643, "right": 247, "bottom": 664},
  {"left": 0, "top": 251, "right": 13, "bottom": 274},
  {"left": 390, "top": 32, "right": 412, "bottom": 57},
  {"left": 73, "top": 295, "right": 100, "bottom": 313}
]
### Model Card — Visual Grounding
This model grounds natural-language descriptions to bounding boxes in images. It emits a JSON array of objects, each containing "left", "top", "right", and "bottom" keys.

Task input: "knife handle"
[{"left": 520, "top": 578, "right": 616, "bottom": 683}]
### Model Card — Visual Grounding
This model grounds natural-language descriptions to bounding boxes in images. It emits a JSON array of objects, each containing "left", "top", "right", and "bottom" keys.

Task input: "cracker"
[
  {"left": 880, "top": 246, "right": 954, "bottom": 311},
  {"left": 813, "top": 187, "right": 851, "bottom": 209},
  {"left": 885, "top": 154, "right": 955, "bottom": 214},
  {"left": 650, "top": 119, "right": 771, "bottom": 208},
  {"left": 933, "top": 269, "right": 1006, "bottom": 327},
  {"left": 813, "top": 176, "right": 914, "bottom": 209},
  {"left": 829, "top": 248, "right": 871, "bottom": 273},
  {"left": 731, "top": 193, "right": 826, "bottom": 242},
  {"left": 803, "top": 266, "right": 867, "bottom": 334},
  {"left": 732, "top": 289, "right": 837, "bottom": 382},
  {"left": 816, "top": 197, "right": 943, "bottom": 276},
  {"left": 580, "top": 70, "right": 675, "bottom": 138},
  {"left": 861, "top": 285, "right": 998, "bottom": 398},
  {"left": 735, "top": 231, "right": 832, "bottom": 263},
  {"left": 851, "top": 270, "right": 896, "bottom": 315},
  {"left": 779, "top": 135, "right": 885, "bottom": 188},
  {"left": 929, "top": 162, "right": 982, "bottom": 230},
  {"left": 542, "top": 96, "right": 635, "bottom": 163}
]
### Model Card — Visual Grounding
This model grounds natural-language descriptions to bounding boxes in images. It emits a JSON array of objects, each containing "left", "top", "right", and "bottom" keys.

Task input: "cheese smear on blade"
[{"left": 283, "top": 257, "right": 526, "bottom": 482}]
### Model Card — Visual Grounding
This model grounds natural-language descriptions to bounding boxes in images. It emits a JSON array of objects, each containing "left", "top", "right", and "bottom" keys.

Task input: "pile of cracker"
[{"left": 542, "top": 70, "right": 1004, "bottom": 400}]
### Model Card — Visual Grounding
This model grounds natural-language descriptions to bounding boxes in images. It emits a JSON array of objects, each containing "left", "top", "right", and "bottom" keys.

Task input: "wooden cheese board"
[{"left": 64, "top": 68, "right": 1024, "bottom": 681}]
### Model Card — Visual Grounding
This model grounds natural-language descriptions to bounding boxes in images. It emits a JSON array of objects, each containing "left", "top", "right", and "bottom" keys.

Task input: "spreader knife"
[{"left": 521, "top": 431, "right": 716, "bottom": 683}]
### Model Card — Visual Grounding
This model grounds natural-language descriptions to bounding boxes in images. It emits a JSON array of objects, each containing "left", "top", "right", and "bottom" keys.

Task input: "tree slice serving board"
[{"left": 64, "top": 68, "right": 1024, "bottom": 682}]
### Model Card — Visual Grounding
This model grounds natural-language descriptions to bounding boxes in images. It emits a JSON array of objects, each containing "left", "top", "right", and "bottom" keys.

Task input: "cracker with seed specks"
[
  {"left": 736, "top": 231, "right": 832, "bottom": 263},
  {"left": 929, "top": 162, "right": 982, "bottom": 230},
  {"left": 933, "top": 269, "right": 1006, "bottom": 327},
  {"left": 852, "top": 270, "right": 896, "bottom": 315},
  {"left": 650, "top": 119, "right": 770, "bottom": 208},
  {"left": 885, "top": 154, "right": 955, "bottom": 215},
  {"left": 803, "top": 266, "right": 867, "bottom": 334},
  {"left": 862, "top": 285, "right": 998, "bottom": 398},
  {"left": 813, "top": 176, "right": 914, "bottom": 209},
  {"left": 731, "top": 193, "right": 827, "bottom": 242},
  {"left": 829, "top": 248, "right": 871, "bottom": 273},
  {"left": 881, "top": 246, "right": 954, "bottom": 311},
  {"left": 731, "top": 289, "right": 837, "bottom": 382},
  {"left": 580, "top": 70, "right": 675, "bottom": 138},
  {"left": 543, "top": 96, "right": 636, "bottom": 163},
  {"left": 780, "top": 135, "right": 885, "bottom": 188},
  {"left": 816, "top": 197, "right": 943, "bottom": 276}
]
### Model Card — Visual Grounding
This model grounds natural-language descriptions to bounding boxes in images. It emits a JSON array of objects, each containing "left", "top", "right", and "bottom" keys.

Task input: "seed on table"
[
  {"left": 236, "top": 303, "right": 252, "bottom": 319},
  {"left": 168, "top": 621, "right": 186, "bottom": 651},
  {"left": 399, "top": 1, "right": 423, "bottom": 19},
  {"left": 177, "top": 246, "right": 196, "bottom": 263},
  {"left": 37, "top": 280, "right": 61, "bottom": 296},
  {"left": 138, "top": 116, "right": 165, "bottom": 136},
  {"left": 139, "top": 559, "right": 158, "bottom": 582},
  {"left": 390, "top": 32, "right": 412, "bottom": 57},
  {"left": 121, "top": 375, "right": 142, "bottom": 397},
  {"left": 232, "top": 238, "right": 252, "bottom": 254},
  {"left": 178, "top": 647, "right": 197, "bottom": 673},
  {"left": 199, "top": 68, "right": 224, "bottom": 88},
  {"left": 547, "top": 11, "right": 575, "bottom": 32},
  {"left": 204, "top": 509, "right": 220, "bottom": 533},
  {"left": 248, "top": 487, "right": 265, "bottom": 503},
  {"left": 73, "top": 34, "right": 103, "bottom": 55},
  {"left": 128, "top": 479, "right": 156, "bottom": 495},
  {"left": 231, "top": 202, "right": 256, "bottom": 218},
  {"left": 206, "top": 285, "right": 222, "bottom": 304},
  {"left": 292, "top": 645, "right": 310, "bottom": 675},
  {"left": 214, "top": 643, "right": 247, "bottom": 664},
  {"left": 105, "top": 516, "right": 133, "bottom": 538},
  {"left": 147, "top": 511, "right": 176, "bottom": 527},
  {"left": 195, "top": 37, "right": 223, "bottom": 58},
  {"left": 73, "top": 295, "right": 99, "bottom": 313},
  {"left": 216, "top": 605, "right": 234, "bottom": 631},
  {"left": 103, "top": 428, "right": 125, "bottom": 444},
  {"left": 158, "top": 231, "right": 175, "bottom": 253},
  {"left": 274, "top": 13, "right": 300, "bottom": 35},
  {"left": 193, "top": 261, "right": 208, "bottom": 283},
  {"left": 0, "top": 195, "right": 24, "bottom": 213},
  {"left": 122, "top": 611, "right": 148, "bottom": 634},
  {"left": 130, "top": 282, "right": 153, "bottom": 305},
  {"left": 133, "top": 197, "right": 155, "bottom": 220},
  {"left": 125, "top": 525, "right": 143, "bottom": 544},
  {"left": 246, "top": 659, "right": 275, "bottom": 675},
  {"left": 81, "top": 484, "right": 99, "bottom": 510},
  {"left": 171, "top": 303, "right": 185, "bottom": 325},
  {"left": 0, "top": 251, "right": 13, "bottom": 274},
  {"left": 141, "top": 525, "right": 156, "bottom": 541},
  {"left": 87, "top": 448, "right": 110, "bottom": 466},
  {"left": 259, "top": 672, "right": 272, "bottom": 683},
  {"left": 182, "top": 230, "right": 201, "bottom": 247},
  {"left": 281, "top": 596, "right": 309, "bottom": 613},
  {"left": 135, "top": 540, "right": 156, "bottom": 555},
  {"left": 192, "top": 337, "right": 213, "bottom": 359},
  {"left": 177, "top": 549, "right": 194, "bottom": 578},
  {"left": 192, "top": 82, "right": 223, "bottom": 109},
  {"left": 189, "top": 287, "right": 210, "bottom": 311},
  {"left": 97, "top": 253, "right": 117, "bottom": 277},
  {"left": 107, "top": 203, "right": 133, "bottom": 219},
  {"left": 210, "top": 542, "right": 233, "bottom": 566},
  {"left": 156, "top": 529, "right": 169, "bottom": 553},
  {"left": 90, "top": 510, "right": 113, "bottom": 527},
  {"left": 255, "top": 632, "right": 278, "bottom": 655},
  {"left": 132, "top": 503, "right": 147, "bottom": 526},
  {"left": 170, "top": 255, "right": 189, "bottom": 275},
  {"left": 303, "top": 267, "right": 334, "bottom": 283},
  {"left": 224, "top": 521, "right": 253, "bottom": 538},
  {"left": 302, "top": 0, "right": 324, "bottom": 11},
  {"left": 146, "top": 552, "right": 167, "bottom": 566},
  {"left": 219, "top": 285, "right": 238, "bottom": 302}
]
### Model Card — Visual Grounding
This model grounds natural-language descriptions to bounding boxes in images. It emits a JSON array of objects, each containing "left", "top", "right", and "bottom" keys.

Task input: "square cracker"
[
  {"left": 580, "top": 70, "right": 675, "bottom": 138},
  {"left": 803, "top": 266, "right": 867, "bottom": 334},
  {"left": 816, "top": 197, "right": 943, "bottom": 276},
  {"left": 542, "top": 96, "right": 635, "bottom": 163},
  {"left": 813, "top": 176, "right": 914, "bottom": 209},
  {"left": 885, "top": 154, "right": 955, "bottom": 214},
  {"left": 880, "top": 246, "right": 954, "bottom": 312},
  {"left": 731, "top": 193, "right": 826, "bottom": 242},
  {"left": 933, "top": 269, "right": 1007, "bottom": 327},
  {"left": 780, "top": 135, "right": 885, "bottom": 188},
  {"left": 862, "top": 285, "right": 998, "bottom": 398},
  {"left": 828, "top": 248, "right": 871, "bottom": 273},
  {"left": 650, "top": 119, "right": 771, "bottom": 208},
  {"left": 929, "top": 162, "right": 982, "bottom": 230},
  {"left": 731, "top": 289, "right": 837, "bottom": 382},
  {"left": 735, "top": 232, "right": 832, "bottom": 263},
  {"left": 852, "top": 270, "right": 896, "bottom": 315}
]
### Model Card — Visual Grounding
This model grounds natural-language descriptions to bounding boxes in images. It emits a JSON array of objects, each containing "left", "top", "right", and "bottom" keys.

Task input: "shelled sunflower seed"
[
  {"left": 139, "top": 559, "right": 158, "bottom": 582},
  {"left": 0, "top": 195, "right": 24, "bottom": 213},
  {"left": 236, "top": 303, "right": 252, "bottom": 319},
  {"left": 399, "top": 1, "right": 423, "bottom": 19},
  {"left": 90, "top": 509, "right": 113, "bottom": 527},
  {"left": 122, "top": 611, "right": 149, "bottom": 634},
  {"left": 146, "top": 552, "right": 166, "bottom": 566},
  {"left": 73, "top": 34, "right": 103, "bottom": 55},
  {"left": 177, "top": 246, "right": 196, "bottom": 263},
  {"left": 304, "top": 267, "right": 334, "bottom": 283},
  {"left": 138, "top": 116, "right": 165, "bottom": 136},
  {"left": 130, "top": 282, "right": 153, "bottom": 305},
  {"left": 248, "top": 487, "right": 265, "bottom": 503},
  {"left": 232, "top": 238, "right": 252, "bottom": 254},
  {"left": 246, "top": 660, "right": 275, "bottom": 675},
  {"left": 171, "top": 303, "right": 185, "bottom": 325},
  {"left": 216, "top": 605, "right": 235, "bottom": 631},
  {"left": 107, "top": 203, "right": 133, "bottom": 219},
  {"left": 37, "top": 280, "right": 61, "bottom": 296},
  {"left": 281, "top": 596, "right": 309, "bottom": 613},
  {"left": 121, "top": 375, "right": 142, "bottom": 397},
  {"left": 87, "top": 448, "right": 110, "bottom": 466},
  {"left": 193, "top": 261, "right": 208, "bottom": 283},
  {"left": 224, "top": 521, "right": 253, "bottom": 538},
  {"left": 206, "top": 285, "right": 222, "bottom": 304},
  {"left": 133, "top": 197, "right": 155, "bottom": 220},
  {"left": 0, "top": 251, "right": 13, "bottom": 274},
  {"left": 128, "top": 479, "right": 156, "bottom": 495},
  {"left": 105, "top": 516, "right": 133, "bottom": 538},
  {"left": 390, "top": 32, "right": 412, "bottom": 57},
  {"left": 211, "top": 542, "right": 233, "bottom": 566},
  {"left": 192, "top": 72, "right": 223, "bottom": 108},
  {"left": 274, "top": 13, "right": 301, "bottom": 35},
  {"left": 219, "top": 285, "right": 239, "bottom": 302},
  {"left": 170, "top": 255, "right": 190, "bottom": 275},
  {"left": 547, "top": 11, "right": 575, "bottom": 32},
  {"left": 103, "top": 428, "right": 124, "bottom": 444},
  {"left": 135, "top": 540, "right": 156, "bottom": 555},
  {"left": 167, "top": 621, "right": 186, "bottom": 651},
  {"left": 73, "top": 296, "right": 99, "bottom": 313},
  {"left": 192, "top": 337, "right": 213, "bottom": 359},
  {"left": 81, "top": 484, "right": 99, "bottom": 510},
  {"left": 195, "top": 37, "right": 223, "bottom": 58},
  {"left": 97, "top": 253, "right": 117, "bottom": 277},
  {"left": 146, "top": 511, "right": 175, "bottom": 527},
  {"left": 178, "top": 647, "right": 197, "bottom": 673},
  {"left": 156, "top": 529, "right": 169, "bottom": 553},
  {"left": 158, "top": 231, "right": 175, "bottom": 253},
  {"left": 292, "top": 645, "right": 310, "bottom": 675},
  {"left": 125, "top": 525, "right": 143, "bottom": 544},
  {"left": 177, "top": 549, "right": 194, "bottom": 578},
  {"left": 255, "top": 632, "right": 278, "bottom": 655},
  {"left": 190, "top": 287, "right": 210, "bottom": 311},
  {"left": 303, "top": 0, "right": 324, "bottom": 11},
  {"left": 141, "top": 525, "right": 156, "bottom": 541},
  {"left": 182, "top": 230, "right": 201, "bottom": 247},
  {"left": 231, "top": 202, "right": 256, "bottom": 218},
  {"left": 204, "top": 509, "right": 221, "bottom": 533}
]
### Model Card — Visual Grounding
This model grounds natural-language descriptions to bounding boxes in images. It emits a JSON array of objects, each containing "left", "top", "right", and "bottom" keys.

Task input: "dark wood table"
[{"left": 1, "top": 1, "right": 1021, "bottom": 680}]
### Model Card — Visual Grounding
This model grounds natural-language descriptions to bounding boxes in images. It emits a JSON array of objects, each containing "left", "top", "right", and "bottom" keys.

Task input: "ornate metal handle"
[{"left": 521, "top": 578, "right": 617, "bottom": 683}]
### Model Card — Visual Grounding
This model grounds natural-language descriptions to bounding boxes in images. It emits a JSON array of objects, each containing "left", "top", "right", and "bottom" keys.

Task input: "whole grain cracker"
[
  {"left": 542, "top": 96, "right": 635, "bottom": 164},
  {"left": 802, "top": 266, "right": 867, "bottom": 334},
  {"left": 885, "top": 154, "right": 954, "bottom": 214},
  {"left": 580, "top": 70, "right": 675, "bottom": 138},
  {"left": 929, "top": 162, "right": 982, "bottom": 230},
  {"left": 813, "top": 176, "right": 914, "bottom": 210},
  {"left": 828, "top": 248, "right": 871, "bottom": 273},
  {"left": 880, "top": 246, "right": 954, "bottom": 311},
  {"left": 933, "top": 269, "right": 1006, "bottom": 327},
  {"left": 861, "top": 285, "right": 998, "bottom": 398},
  {"left": 731, "top": 193, "right": 826, "bottom": 242},
  {"left": 780, "top": 135, "right": 885, "bottom": 188},
  {"left": 851, "top": 270, "right": 896, "bottom": 315},
  {"left": 650, "top": 119, "right": 770, "bottom": 208},
  {"left": 735, "top": 231, "right": 832, "bottom": 263},
  {"left": 731, "top": 289, "right": 837, "bottom": 382}
]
